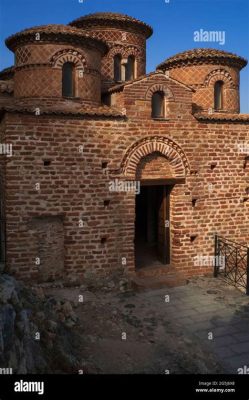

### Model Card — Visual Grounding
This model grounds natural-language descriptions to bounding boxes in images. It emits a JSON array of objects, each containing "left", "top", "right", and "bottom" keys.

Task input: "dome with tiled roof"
[
  {"left": 157, "top": 48, "right": 248, "bottom": 70},
  {"left": 69, "top": 12, "right": 153, "bottom": 38},
  {"left": 5, "top": 24, "right": 108, "bottom": 54},
  {"left": 0, "top": 66, "right": 14, "bottom": 80}
]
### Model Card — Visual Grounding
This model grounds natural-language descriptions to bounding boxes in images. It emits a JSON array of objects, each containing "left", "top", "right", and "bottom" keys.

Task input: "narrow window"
[
  {"left": 114, "top": 55, "right": 122, "bottom": 82},
  {"left": 126, "top": 55, "right": 136, "bottom": 81},
  {"left": 62, "top": 62, "right": 75, "bottom": 97},
  {"left": 152, "top": 91, "right": 165, "bottom": 118},
  {"left": 214, "top": 81, "right": 224, "bottom": 110}
]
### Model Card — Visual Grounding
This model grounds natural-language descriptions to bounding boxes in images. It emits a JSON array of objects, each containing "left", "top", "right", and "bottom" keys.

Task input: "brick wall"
[
  {"left": 0, "top": 117, "right": 6, "bottom": 266},
  {"left": 2, "top": 15, "right": 248, "bottom": 284},
  {"left": 3, "top": 92, "right": 249, "bottom": 281},
  {"left": 136, "top": 153, "right": 173, "bottom": 180},
  {"left": 28, "top": 216, "right": 64, "bottom": 282},
  {"left": 111, "top": 73, "right": 193, "bottom": 120}
]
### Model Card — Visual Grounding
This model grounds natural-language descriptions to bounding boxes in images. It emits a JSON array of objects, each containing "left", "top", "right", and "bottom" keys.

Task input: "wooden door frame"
[
  {"left": 165, "top": 185, "right": 171, "bottom": 265},
  {"left": 158, "top": 185, "right": 171, "bottom": 265},
  {"left": 134, "top": 183, "right": 172, "bottom": 267}
]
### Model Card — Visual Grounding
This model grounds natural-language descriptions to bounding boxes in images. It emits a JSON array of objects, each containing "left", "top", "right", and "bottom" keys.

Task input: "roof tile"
[
  {"left": 69, "top": 12, "right": 153, "bottom": 38},
  {"left": 157, "top": 48, "right": 248, "bottom": 70}
]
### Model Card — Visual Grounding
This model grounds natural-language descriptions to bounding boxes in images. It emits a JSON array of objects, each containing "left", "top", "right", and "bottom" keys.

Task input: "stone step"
[
  {"left": 136, "top": 265, "right": 177, "bottom": 278},
  {"left": 131, "top": 275, "right": 187, "bottom": 291}
]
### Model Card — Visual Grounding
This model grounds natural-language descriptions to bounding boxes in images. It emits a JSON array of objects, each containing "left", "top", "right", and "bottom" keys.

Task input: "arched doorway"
[
  {"left": 135, "top": 152, "right": 174, "bottom": 269},
  {"left": 135, "top": 184, "right": 171, "bottom": 268},
  {"left": 120, "top": 137, "right": 189, "bottom": 271}
]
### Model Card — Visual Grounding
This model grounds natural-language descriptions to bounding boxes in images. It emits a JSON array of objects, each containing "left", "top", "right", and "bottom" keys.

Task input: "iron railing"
[{"left": 214, "top": 234, "right": 249, "bottom": 295}]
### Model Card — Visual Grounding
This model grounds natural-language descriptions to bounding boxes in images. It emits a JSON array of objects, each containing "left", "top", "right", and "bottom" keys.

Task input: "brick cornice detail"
[
  {"left": 145, "top": 84, "right": 175, "bottom": 100},
  {"left": 204, "top": 68, "right": 236, "bottom": 88},
  {"left": 119, "top": 136, "right": 189, "bottom": 178},
  {"left": 108, "top": 45, "right": 142, "bottom": 58},
  {"left": 14, "top": 63, "right": 99, "bottom": 76},
  {"left": 50, "top": 49, "right": 87, "bottom": 70}
]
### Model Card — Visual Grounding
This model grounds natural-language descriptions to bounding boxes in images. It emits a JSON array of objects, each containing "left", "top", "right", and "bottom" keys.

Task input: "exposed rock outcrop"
[{"left": 0, "top": 274, "right": 81, "bottom": 373}]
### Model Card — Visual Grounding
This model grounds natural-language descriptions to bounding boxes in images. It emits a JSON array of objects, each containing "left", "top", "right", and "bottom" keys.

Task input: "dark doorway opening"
[{"left": 135, "top": 185, "right": 171, "bottom": 270}]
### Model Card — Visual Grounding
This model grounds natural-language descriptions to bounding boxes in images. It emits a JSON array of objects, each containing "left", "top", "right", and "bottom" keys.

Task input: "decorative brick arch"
[
  {"left": 121, "top": 136, "right": 189, "bottom": 179},
  {"left": 109, "top": 46, "right": 127, "bottom": 59},
  {"left": 204, "top": 69, "right": 236, "bottom": 88},
  {"left": 146, "top": 84, "right": 175, "bottom": 101},
  {"left": 124, "top": 46, "right": 142, "bottom": 58},
  {"left": 50, "top": 49, "right": 87, "bottom": 70},
  {"left": 108, "top": 45, "right": 142, "bottom": 59}
]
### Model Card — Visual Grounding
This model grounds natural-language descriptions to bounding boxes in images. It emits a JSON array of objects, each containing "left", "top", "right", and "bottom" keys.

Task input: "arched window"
[
  {"left": 62, "top": 62, "right": 75, "bottom": 97},
  {"left": 214, "top": 81, "right": 224, "bottom": 110},
  {"left": 126, "top": 56, "right": 136, "bottom": 81},
  {"left": 152, "top": 91, "right": 165, "bottom": 118},
  {"left": 114, "top": 55, "right": 122, "bottom": 82}
]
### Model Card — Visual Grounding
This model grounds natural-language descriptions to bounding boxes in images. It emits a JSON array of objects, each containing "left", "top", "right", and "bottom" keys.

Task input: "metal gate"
[{"left": 214, "top": 234, "right": 249, "bottom": 295}]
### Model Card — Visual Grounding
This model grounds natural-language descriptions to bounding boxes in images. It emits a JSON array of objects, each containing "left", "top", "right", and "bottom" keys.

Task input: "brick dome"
[
  {"left": 69, "top": 12, "right": 153, "bottom": 38},
  {"left": 156, "top": 48, "right": 247, "bottom": 114},
  {"left": 69, "top": 13, "right": 152, "bottom": 90},
  {"left": 157, "top": 48, "right": 248, "bottom": 71},
  {"left": 6, "top": 24, "right": 107, "bottom": 103},
  {"left": 5, "top": 24, "right": 108, "bottom": 54}
]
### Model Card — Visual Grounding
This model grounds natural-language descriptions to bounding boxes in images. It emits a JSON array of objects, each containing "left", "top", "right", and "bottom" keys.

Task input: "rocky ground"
[
  {"left": 0, "top": 274, "right": 82, "bottom": 373},
  {"left": 1, "top": 273, "right": 249, "bottom": 374}
]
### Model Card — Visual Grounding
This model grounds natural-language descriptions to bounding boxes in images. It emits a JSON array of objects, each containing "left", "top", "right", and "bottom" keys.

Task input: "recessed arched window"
[
  {"left": 62, "top": 62, "right": 75, "bottom": 97},
  {"left": 152, "top": 91, "right": 165, "bottom": 118},
  {"left": 126, "top": 55, "right": 136, "bottom": 81},
  {"left": 214, "top": 80, "right": 224, "bottom": 110},
  {"left": 114, "top": 54, "right": 122, "bottom": 82}
]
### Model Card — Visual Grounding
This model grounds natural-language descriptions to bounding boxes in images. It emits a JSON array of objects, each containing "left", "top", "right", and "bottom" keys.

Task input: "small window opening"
[
  {"left": 114, "top": 55, "right": 122, "bottom": 82},
  {"left": 214, "top": 81, "right": 224, "bottom": 110},
  {"left": 62, "top": 62, "right": 75, "bottom": 97},
  {"left": 152, "top": 91, "right": 165, "bottom": 118}
]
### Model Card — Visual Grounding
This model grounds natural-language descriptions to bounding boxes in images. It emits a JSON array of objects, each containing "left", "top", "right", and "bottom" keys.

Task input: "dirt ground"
[{"left": 42, "top": 275, "right": 249, "bottom": 374}]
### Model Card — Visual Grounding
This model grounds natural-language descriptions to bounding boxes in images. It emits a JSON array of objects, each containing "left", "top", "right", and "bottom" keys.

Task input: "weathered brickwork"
[
  {"left": 14, "top": 43, "right": 103, "bottom": 103},
  {"left": 157, "top": 55, "right": 244, "bottom": 113},
  {"left": 136, "top": 154, "right": 173, "bottom": 180},
  {"left": 69, "top": 15, "right": 150, "bottom": 90},
  {"left": 0, "top": 12, "right": 248, "bottom": 283},
  {"left": 87, "top": 29, "right": 146, "bottom": 91},
  {"left": 166, "top": 65, "right": 240, "bottom": 113}
]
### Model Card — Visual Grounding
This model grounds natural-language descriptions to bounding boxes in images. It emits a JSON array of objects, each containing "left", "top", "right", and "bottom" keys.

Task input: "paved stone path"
[{"left": 132, "top": 277, "right": 249, "bottom": 373}]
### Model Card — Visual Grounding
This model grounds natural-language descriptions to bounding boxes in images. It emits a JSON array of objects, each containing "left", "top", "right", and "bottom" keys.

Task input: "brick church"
[{"left": 0, "top": 12, "right": 249, "bottom": 285}]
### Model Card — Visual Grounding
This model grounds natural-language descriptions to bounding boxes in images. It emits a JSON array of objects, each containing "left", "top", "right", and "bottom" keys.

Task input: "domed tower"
[
  {"left": 157, "top": 48, "right": 247, "bottom": 113},
  {"left": 5, "top": 25, "right": 108, "bottom": 105},
  {"left": 69, "top": 12, "right": 153, "bottom": 90}
]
